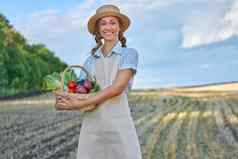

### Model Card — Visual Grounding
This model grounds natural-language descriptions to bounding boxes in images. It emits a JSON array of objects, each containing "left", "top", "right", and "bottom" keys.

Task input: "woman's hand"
[
  {"left": 55, "top": 95, "right": 77, "bottom": 110},
  {"left": 55, "top": 95, "right": 98, "bottom": 112},
  {"left": 55, "top": 95, "right": 84, "bottom": 110}
]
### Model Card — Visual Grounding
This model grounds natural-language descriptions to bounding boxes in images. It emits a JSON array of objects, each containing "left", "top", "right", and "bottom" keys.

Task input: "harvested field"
[{"left": 1, "top": 90, "right": 238, "bottom": 159}]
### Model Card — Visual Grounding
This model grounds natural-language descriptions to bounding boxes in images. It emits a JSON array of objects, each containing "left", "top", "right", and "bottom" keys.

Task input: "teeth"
[{"left": 103, "top": 32, "right": 114, "bottom": 37}]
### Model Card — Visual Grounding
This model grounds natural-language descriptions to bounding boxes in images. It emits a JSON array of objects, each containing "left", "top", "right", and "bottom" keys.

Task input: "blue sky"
[{"left": 1, "top": 0, "right": 238, "bottom": 89}]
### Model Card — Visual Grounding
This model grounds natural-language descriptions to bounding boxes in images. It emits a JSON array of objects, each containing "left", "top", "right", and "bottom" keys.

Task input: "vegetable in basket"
[
  {"left": 76, "top": 76, "right": 101, "bottom": 93},
  {"left": 45, "top": 65, "right": 101, "bottom": 112},
  {"left": 43, "top": 69, "right": 101, "bottom": 93},
  {"left": 68, "top": 80, "right": 77, "bottom": 93},
  {"left": 43, "top": 70, "right": 77, "bottom": 91}
]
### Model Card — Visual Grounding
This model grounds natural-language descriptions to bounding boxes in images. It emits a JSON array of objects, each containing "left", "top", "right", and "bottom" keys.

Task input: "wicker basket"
[{"left": 53, "top": 65, "right": 97, "bottom": 112}]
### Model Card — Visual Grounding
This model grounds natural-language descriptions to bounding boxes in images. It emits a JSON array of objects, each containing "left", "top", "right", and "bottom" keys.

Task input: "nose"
[{"left": 104, "top": 23, "right": 113, "bottom": 30}]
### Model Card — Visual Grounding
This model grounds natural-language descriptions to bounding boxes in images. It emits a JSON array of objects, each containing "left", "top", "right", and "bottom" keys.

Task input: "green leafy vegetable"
[
  {"left": 90, "top": 76, "right": 101, "bottom": 93},
  {"left": 63, "top": 69, "right": 77, "bottom": 87},
  {"left": 42, "top": 72, "right": 61, "bottom": 91},
  {"left": 43, "top": 70, "right": 77, "bottom": 91}
]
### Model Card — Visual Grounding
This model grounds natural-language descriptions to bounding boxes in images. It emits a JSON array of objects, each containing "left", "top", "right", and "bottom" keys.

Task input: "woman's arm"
[
  {"left": 80, "top": 68, "right": 134, "bottom": 108},
  {"left": 88, "top": 48, "right": 138, "bottom": 107},
  {"left": 55, "top": 69, "right": 134, "bottom": 110}
]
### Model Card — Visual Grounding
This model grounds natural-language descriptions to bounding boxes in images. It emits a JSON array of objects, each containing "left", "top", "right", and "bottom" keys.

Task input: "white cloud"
[
  {"left": 182, "top": 0, "right": 238, "bottom": 48},
  {"left": 15, "top": 0, "right": 178, "bottom": 65},
  {"left": 19, "top": 0, "right": 178, "bottom": 44},
  {"left": 101, "top": 0, "right": 181, "bottom": 22},
  {"left": 15, "top": 0, "right": 101, "bottom": 65},
  {"left": 18, "top": 1, "right": 98, "bottom": 42}
]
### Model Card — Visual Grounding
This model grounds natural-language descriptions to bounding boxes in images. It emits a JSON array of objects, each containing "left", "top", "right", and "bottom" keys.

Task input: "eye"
[
  {"left": 110, "top": 21, "right": 117, "bottom": 25},
  {"left": 100, "top": 22, "right": 106, "bottom": 25}
]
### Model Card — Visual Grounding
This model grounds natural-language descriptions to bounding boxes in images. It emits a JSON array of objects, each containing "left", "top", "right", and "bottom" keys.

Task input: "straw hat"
[{"left": 87, "top": 4, "right": 130, "bottom": 35}]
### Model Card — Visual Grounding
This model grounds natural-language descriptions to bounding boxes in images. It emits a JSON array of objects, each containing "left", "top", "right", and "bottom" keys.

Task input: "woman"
[{"left": 56, "top": 4, "right": 142, "bottom": 159}]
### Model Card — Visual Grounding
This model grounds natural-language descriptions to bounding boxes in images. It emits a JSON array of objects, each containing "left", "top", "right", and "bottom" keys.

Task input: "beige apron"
[{"left": 77, "top": 52, "right": 142, "bottom": 159}]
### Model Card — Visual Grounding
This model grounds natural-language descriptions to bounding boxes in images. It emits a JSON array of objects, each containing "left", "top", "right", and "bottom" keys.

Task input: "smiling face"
[{"left": 97, "top": 16, "right": 121, "bottom": 42}]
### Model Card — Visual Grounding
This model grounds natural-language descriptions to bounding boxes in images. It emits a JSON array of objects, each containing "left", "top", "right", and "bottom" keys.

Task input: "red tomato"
[{"left": 68, "top": 80, "right": 77, "bottom": 93}]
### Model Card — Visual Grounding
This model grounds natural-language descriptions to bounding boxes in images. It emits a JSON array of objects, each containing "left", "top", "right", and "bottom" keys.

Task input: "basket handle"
[{"left": 60, "top": 65, "right": 93, "bottom": 92}]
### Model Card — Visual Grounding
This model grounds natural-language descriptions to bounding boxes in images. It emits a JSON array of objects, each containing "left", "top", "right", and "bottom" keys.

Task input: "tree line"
[{"left": 0, "top": 13, "right": 67, "bottom": 97}]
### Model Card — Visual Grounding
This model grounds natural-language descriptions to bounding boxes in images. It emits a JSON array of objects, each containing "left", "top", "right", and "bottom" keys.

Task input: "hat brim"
[{"left": 87, "top": 12, "right": 130, "bottom": 35}]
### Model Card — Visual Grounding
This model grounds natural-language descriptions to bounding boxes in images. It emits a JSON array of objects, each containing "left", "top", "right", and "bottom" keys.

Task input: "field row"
[{"left": 0, "top": 94, "right": 238, "bottom": 159}]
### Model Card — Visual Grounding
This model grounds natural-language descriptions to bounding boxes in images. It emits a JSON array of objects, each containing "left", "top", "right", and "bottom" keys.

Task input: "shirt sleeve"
[
  {"left": 78, "top": 56, "right": 93, "bottom": 80},
  {"left": 119, "top": 48, "right": 139, "bottom": 75}
]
